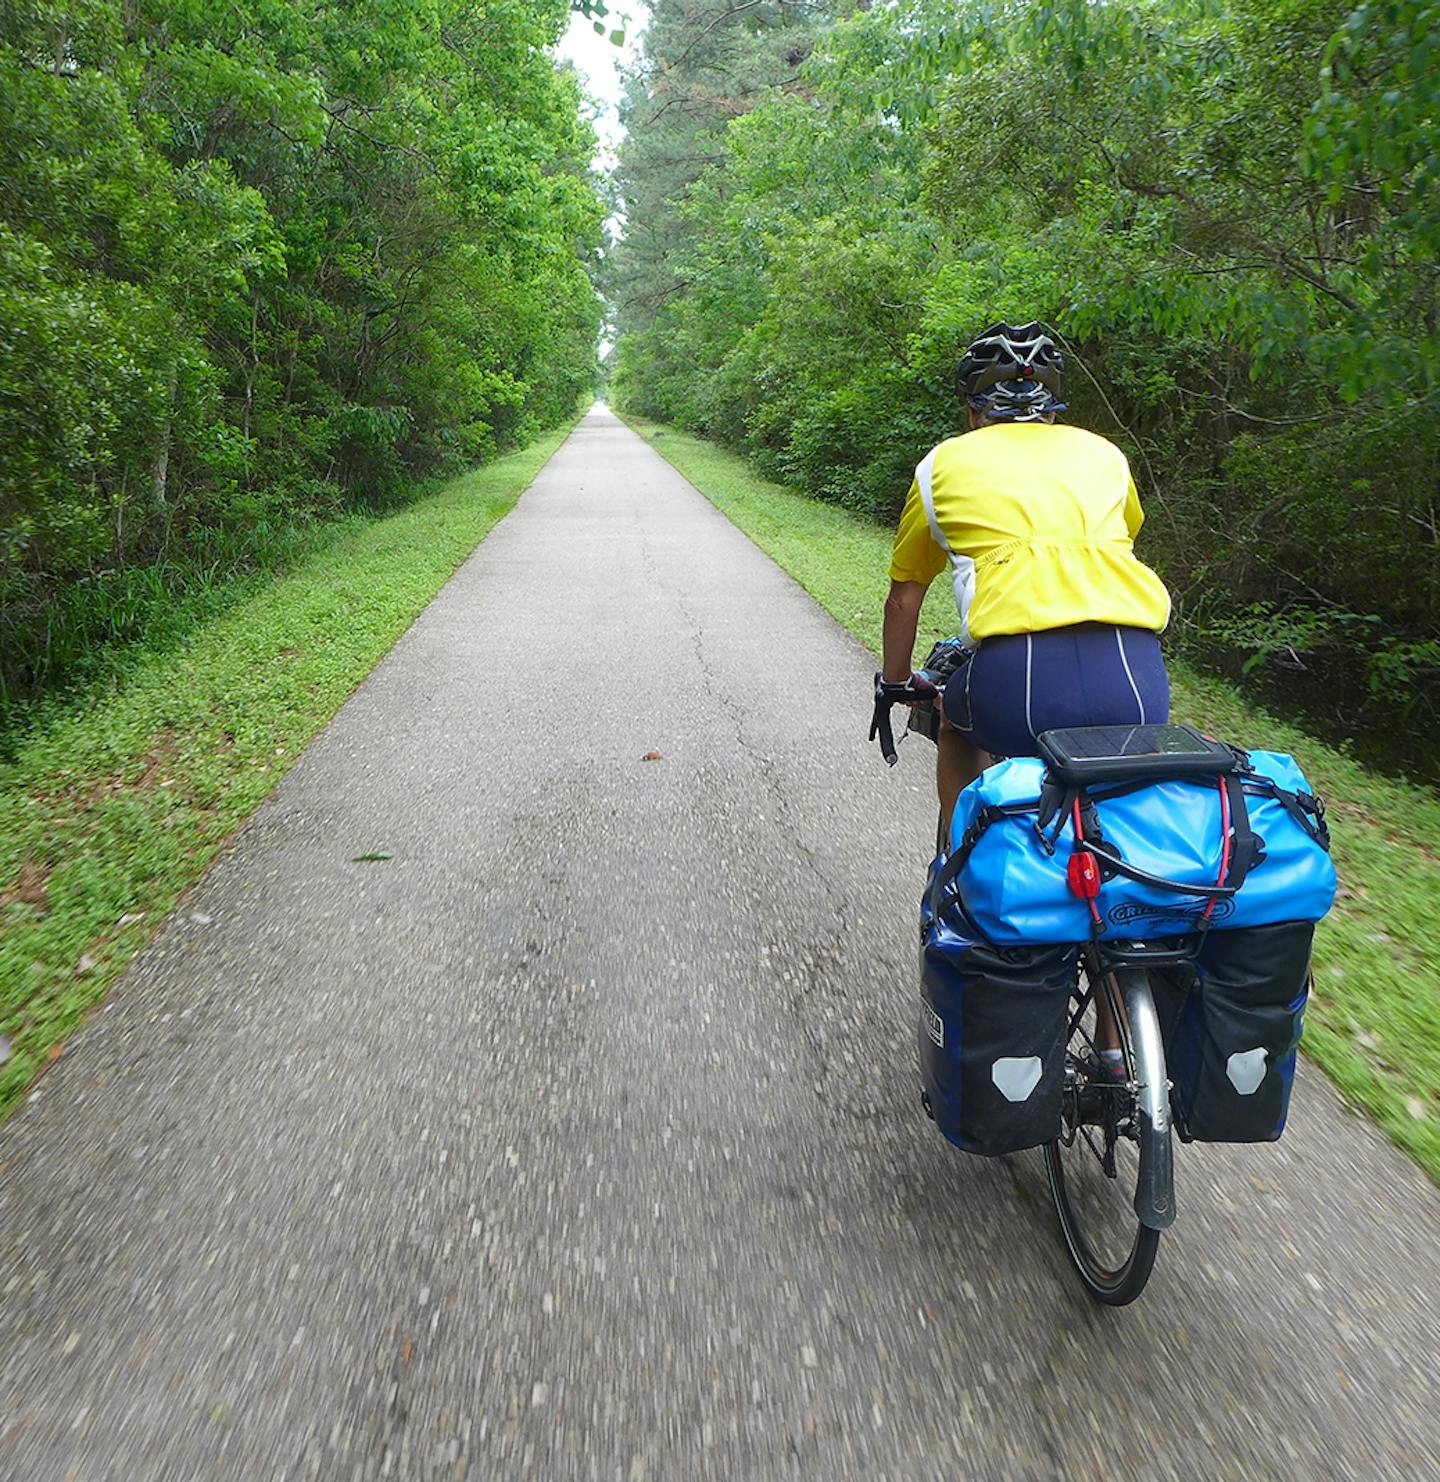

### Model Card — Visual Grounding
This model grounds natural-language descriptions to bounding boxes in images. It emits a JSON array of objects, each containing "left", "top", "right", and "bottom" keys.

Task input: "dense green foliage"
[
  {"left": 0, "top": 0, "right": 605, "bottom": 724},
  {"left": 611, "top": 0, "right": 1440, "bottom": 774}
]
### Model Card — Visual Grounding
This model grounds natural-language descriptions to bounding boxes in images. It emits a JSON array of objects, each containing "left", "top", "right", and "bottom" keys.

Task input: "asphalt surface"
[{"left": 1, "top": 405, "right": 1436, "bottom": 1481}]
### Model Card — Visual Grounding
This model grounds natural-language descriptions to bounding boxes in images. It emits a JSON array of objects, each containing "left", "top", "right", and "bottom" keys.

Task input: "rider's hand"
[
  {"left": 875, "top": 671, "right": 938, "bottom": 706},
  {"left": 908, "top": 671, "right": 939, "bottom": 702}
]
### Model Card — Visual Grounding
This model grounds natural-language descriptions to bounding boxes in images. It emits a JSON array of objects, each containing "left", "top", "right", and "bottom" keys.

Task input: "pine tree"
[{"left": 608, "top": 1, "right": 835, "bottom": 340}]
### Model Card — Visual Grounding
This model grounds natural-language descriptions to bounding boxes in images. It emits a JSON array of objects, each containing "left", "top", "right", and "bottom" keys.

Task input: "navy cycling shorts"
[{"left": 943, "top": 623, "right": 1170, "bottom": 758}]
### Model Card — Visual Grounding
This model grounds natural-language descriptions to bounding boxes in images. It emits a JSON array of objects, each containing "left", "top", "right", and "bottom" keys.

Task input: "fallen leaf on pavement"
[{"left": 641, "top": 751, "right": 663, "bottom": 762}]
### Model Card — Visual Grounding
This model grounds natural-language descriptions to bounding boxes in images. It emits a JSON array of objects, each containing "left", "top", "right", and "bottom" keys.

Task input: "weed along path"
[{"left": 0, "top": 406, "right": 1435, "bottom": 1480}]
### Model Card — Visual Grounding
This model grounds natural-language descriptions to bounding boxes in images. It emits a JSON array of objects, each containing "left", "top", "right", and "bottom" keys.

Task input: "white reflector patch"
[
  {"left": 925, "top": 1005, "right": 944, "bottom": 1048},
  {"left": 1226, "top": 1047, "right": 1269, "bottom": 1095},
  {"left": 992, "top": 1056, "right": 1042, "bottom": 1102}
]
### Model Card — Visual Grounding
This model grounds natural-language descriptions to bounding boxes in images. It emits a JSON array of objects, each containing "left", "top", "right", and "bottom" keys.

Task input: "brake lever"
[{"left": 869, "top": 697, "right": 899, "bottom": 766}]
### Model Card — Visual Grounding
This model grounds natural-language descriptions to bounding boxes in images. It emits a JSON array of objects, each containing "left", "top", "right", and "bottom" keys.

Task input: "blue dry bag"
[{"left": 937, "top": 745, "right": 1336, "bottom": 946}]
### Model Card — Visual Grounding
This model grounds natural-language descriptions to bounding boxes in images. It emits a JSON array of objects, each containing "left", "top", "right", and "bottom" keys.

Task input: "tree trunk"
[
  {"left": 152, "top": 359, "right": 177, "bottom": 552},
  {"left": 113, "top": 467, "right": 128, "bottom": 569},
  {"left": 242, "top": 289, "right": 260, "bottom": 446}
]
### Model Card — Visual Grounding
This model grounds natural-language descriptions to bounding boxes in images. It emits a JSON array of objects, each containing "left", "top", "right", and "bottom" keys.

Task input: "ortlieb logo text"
[{"left": 1107, "top": 898, "right": 1236, "bottom": 927}]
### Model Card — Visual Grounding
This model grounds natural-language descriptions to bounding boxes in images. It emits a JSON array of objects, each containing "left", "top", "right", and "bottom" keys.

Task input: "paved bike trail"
[{"left": 0, "top": 406, "right": 1435, "bottom": 1481}]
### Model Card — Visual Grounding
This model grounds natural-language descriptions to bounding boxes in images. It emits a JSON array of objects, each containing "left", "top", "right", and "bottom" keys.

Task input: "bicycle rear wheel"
[{"left": 1044, "top": 960, "right": 1167, "bottom": 1305}]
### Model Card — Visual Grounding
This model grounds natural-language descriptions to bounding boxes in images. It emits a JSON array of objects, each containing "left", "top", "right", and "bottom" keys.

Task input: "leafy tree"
[{"left": 0, "top": 0, "right": 605, "bottom": 717}]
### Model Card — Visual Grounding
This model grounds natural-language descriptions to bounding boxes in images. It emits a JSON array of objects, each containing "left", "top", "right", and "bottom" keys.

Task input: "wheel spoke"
[{"left": 1067, "top": 985, "right": 1096, "bottom": 1040}]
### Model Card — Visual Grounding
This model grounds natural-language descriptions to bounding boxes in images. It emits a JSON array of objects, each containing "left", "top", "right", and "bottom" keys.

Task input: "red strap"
[{"left": 1203, "top": 776, "right": 1232, "bottom": 922}]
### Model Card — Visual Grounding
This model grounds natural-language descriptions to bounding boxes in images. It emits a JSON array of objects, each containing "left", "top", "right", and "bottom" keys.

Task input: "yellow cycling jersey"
[{"left": 888, "top": 422, "right": 1172, "bottom": 641}]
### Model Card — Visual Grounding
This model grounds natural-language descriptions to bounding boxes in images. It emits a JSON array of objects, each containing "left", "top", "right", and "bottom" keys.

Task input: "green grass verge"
[
  {"left": 0, "top": 422, "right": 575, "bottom": 1115},
  {"left": 624, "top": 414, "right": 1440, "bottom": 1182}
]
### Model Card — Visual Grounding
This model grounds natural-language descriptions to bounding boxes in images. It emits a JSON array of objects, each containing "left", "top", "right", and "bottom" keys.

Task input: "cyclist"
[{"left": 879, "top": 322, "right": 1173, "bottom": 837}]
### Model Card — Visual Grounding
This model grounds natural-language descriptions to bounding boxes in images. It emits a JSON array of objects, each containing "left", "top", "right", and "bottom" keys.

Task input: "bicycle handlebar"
[{"left": 869, "top": 673, "right": 938, "bottom": 766}]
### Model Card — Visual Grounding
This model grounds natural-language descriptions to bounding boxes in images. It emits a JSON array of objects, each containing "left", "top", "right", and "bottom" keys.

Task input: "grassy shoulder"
[
  {"left": 0, "top": 421, "right": 575, "bottom": 1116},
  {"left": 624, "top": 414, "right": 1440, "bottom": 1182}
]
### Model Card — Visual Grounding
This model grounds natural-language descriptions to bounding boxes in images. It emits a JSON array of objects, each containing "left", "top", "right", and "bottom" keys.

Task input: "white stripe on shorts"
[
  {"left": 1024, "top": 633, "right": 1035, "bottom": 739},
  {"left": 1116, "top": 628, "right": 1147, "bottom": 723}
]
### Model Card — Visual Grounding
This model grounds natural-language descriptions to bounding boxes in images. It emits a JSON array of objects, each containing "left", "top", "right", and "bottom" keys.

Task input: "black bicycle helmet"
[{"left": 956, "top": 322, "right": 1067, "bottom": 421}]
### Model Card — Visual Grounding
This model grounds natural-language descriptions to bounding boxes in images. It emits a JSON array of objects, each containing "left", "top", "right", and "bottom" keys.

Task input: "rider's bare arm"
[{"left": 882, "top": 579, "right": 927, "bottom": 683}]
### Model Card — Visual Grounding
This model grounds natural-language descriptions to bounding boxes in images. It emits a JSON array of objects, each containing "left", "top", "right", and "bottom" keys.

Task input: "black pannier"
[
  {"left": 919, "top": 877, "right": 1076, "bottom": 1157},
  {"left": 1154, "top": 921, "right": 1313, "bottom": 1143}
]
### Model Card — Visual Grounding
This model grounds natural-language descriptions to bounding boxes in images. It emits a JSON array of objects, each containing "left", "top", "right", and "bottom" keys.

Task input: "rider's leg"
[
  {"left": 938, "top": 724, "right": 989, "bottom": 840},
  {"left": 1094, "top": 987, "right": 1123, "bottom": 1062}
]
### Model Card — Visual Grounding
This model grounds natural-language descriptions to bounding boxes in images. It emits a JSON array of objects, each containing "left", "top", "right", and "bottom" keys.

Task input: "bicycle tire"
[
  {"left": 1044, "top": 1146, "right": 1160, "bottom": 1306},
  {"left": 1044, "top": 963, "right": 1165, "bottom": 1306}
]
